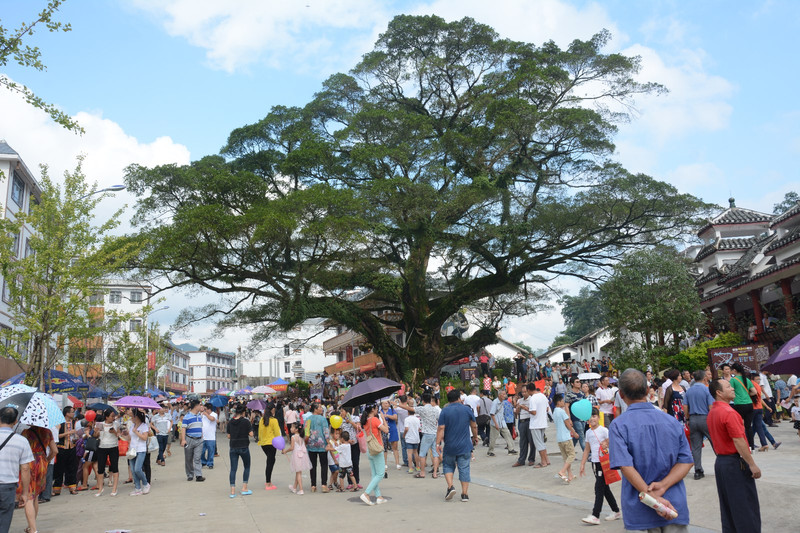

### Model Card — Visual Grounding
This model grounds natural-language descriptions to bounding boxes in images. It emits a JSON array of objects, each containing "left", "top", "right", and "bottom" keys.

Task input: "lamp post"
[
  {"left": 78, "top": 184, "right": 126, "bottom": 200},
  {"left": 144, "top": 305, "right": 169, "bottom": 392}
]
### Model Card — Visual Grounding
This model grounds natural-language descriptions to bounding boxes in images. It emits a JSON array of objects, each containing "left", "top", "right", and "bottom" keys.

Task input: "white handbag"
[{"left": 147, "top": 436, "right": 159, "bottom": 453}]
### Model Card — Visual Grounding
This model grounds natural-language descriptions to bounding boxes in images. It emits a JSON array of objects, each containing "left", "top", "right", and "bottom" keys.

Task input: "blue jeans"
[
  {"left": 365, "top": 452, "right": 384, "bottom": 497},
  {"left": 229, "top": 447, "right": 251, "bottom": 486},
  {"left": 753, "top": 409, "right": 775, "bottom": 446},
  {"left": 202, "top": 440, "right": 216, "bottom": 466},
  {"left": 572, "top": 419, "right": 586, "bottom": 451},
  {"left": 442, "top": 453, "right": 471, "bottom": 482},
  {"left": 130, "top": 452, "right": 148, "bottom": 490},
  {"left": 156, "top": 435, "right": 168, "bottom": 462}
]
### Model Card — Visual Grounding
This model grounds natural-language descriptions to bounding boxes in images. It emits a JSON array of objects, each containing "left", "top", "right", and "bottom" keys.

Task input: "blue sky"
[{"left": 1, "top": 0, "right": 799, "bottom": 354}]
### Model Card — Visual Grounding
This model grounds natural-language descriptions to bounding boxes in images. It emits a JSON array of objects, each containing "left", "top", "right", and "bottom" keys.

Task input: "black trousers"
[
  {"left": 517, "top": 419, "right": 535, "bottom": 463},
  {"left": 54, "top": 447, "right": 78, "bottom": 490},
  {"left": 96, "top": 446, "right": 119, "bottom": 475},
  {"left": 261, "top": 444, "right": 276, "bottom": 483},
  {"left": 715, "top": 455, "right": 761, "bottom": 533},
  {"left": 732, "top": 403, "right": 755, "bottom": 449},
  {"left": 308, "top": 450, "right": 328, "bottom": 488},
  {"left": 350, "top": 442, "right": 361, "bottom": 484},
  {"left": 591, "top": 462, "right": 619, "bottom": 518}
]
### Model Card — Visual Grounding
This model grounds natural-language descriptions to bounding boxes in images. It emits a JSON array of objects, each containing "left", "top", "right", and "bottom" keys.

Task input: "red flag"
[{"left": 147, "top": 351, "right": 156, "bottom": 370}]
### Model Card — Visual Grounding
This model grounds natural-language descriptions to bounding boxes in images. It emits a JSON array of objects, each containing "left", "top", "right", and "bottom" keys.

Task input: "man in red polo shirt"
[{"left": 707, "top": 379, "right": 762, "bottom": 533}]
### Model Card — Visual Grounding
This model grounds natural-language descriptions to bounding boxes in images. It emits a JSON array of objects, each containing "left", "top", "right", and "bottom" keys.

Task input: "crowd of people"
[{"left": 0, "top": 356, "right": 798, "bottom": 533}]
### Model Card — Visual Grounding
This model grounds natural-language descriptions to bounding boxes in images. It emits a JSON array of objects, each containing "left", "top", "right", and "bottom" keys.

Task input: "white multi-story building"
[
  {"left": 241, "top": 318, "right": 335, "bottom": 381},
  {"left": 0, "top": 141, "right": 42, "bottom": 361},
  {"left": 65, "top": 279, "right": 154, "bottom": 384},
  {"left": 188, "top": 348, "right": 236, "bottom": 394},
  {"left": 162, "top": 342, "right": 190, "bottom": 394}
]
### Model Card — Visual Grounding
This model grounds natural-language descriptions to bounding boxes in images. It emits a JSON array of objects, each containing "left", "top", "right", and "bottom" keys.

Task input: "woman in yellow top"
[{"left": 258, "top": 403, "right": 281, "bottom": 490}]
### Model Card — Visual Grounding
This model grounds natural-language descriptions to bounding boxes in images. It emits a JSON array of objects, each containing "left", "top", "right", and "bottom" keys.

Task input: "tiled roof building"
[{"left": 692, "top": 198, "right": 800, "bottom": 341}]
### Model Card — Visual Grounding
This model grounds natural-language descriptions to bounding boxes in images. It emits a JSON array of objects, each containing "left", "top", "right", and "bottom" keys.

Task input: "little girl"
[
  {"left": 326, "top": 428, "right": 342, "bottom": 491},
  {"left": 579, "top": 408, "right": 621, "bottom": 525},
  {"left": 282, "top": 422, "right": 311, "bottom": 495}
]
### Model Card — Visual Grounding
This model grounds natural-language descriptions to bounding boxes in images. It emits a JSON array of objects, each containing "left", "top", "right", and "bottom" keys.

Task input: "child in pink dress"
[{"left": 283, "top": 422, "right": 312, "bottom": 494}]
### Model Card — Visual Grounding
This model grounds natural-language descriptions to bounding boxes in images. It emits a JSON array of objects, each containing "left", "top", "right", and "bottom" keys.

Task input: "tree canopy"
[
  {"left": 551, "top": 286, "right": 606, "bottom": 346},
  {"left": 601, "top": 246, "right": 705, "bottom": 352},
  {"left": 122, "top": 15, "right": 714, "bottom": 380},
  {"left": 773, "top": 191, "right": 799, "bottom": 215},
  {"left": 0, "top": 0, "right": 81, "bottom": 132}
]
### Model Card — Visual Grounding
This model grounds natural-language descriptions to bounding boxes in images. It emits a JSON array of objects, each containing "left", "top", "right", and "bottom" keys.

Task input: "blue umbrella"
[
  {"left": 88, "top": 402, "right": 116, "bottom": 413},
  {"left": 2, "top": 370, "right": 89, "bottom": 393},
  {"left": 0, "top": 384, "right": 65, "bottom": 428},
  {"left": 146, "top": 387, "right": 166, "bottom": 397},
  {"left": 209, "top": 395, "right": 227, "bottom": 408},
  {"left": 87, "top": 384, "right": 109, "bottom": 398}
]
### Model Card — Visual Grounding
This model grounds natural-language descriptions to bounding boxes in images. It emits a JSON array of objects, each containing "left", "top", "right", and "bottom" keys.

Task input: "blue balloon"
[
  {"left": 272, "top": 436, "right": 285, "bottom": 450},
  {"left": 571, "top": 399, "right": 592, "bottom": 421}
]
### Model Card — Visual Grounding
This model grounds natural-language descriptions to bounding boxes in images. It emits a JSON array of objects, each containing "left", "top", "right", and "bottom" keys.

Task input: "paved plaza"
[{"left": 29, "top": 422, "right": 798, "bottom": 533}]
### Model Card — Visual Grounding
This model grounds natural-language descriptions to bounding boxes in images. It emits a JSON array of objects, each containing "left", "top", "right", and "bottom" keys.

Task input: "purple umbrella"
[
  {"left": 247, "top": 399, "right": 266, "bottom": 411},
  {"left": 762, "top": 334, "right": 800, "bottom": 374},
  {"left": 339, "top": 377, "right": 401, "bottom": 408},
  {"left": 114, "top": 395, "right": 162, "bottom": 410}
]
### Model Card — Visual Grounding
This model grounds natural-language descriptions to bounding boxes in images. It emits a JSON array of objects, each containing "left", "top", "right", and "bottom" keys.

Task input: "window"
[
  {"left": 207, "top": 366, "right": 211, "bottom": 375},
  {"left": 109, "top": 290, "right": 122, "bottom": 304},
  {"left": 10, "top": 173, "right": 24, "bottom": 207},
  {"left": 206, "top": 381, "right": 211, "bottom": 390},
  {"left": 284, "top": 344, "right": 290, "bottom": 357},
  {"left": 10, "top": 232, "right": 20, "bottom": 258},
  {"left": 129, "top": 319, "right": 142, "bottom": 331},
  {"left": 24, "top": 238, "right": 32, "bottom": 258},
  {"left": 1, "top": 281, "right": 10, "bottom": 304},
  {"left": 107, "top": 347, "right": 118, "bottom": 359},
  {"left": 28, "top": 198, "right": 38, "bottom": 216},
  {"left": 89, "top": 292, "right": 104, "bottom": 305},
  {"left": 130, "top": 291, "right": 142, "bottom": 303},
  {"left": 284, "top": 362, "right": 290, "bottom": 373},
  {"left": 0, "top": 324, "right": 12, "bottom": 350}
]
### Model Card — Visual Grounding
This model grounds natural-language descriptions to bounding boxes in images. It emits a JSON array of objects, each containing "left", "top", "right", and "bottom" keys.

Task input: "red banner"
[{"left": 147, "top": 351, "right": 156, "bottom": 370}]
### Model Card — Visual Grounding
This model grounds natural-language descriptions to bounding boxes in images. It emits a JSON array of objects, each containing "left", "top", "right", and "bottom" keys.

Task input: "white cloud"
[
  {"left": 410, "top": 0, "right": 624, "bottom": 47},
  {"left": 620, "top": 44, "right": 735, "bottom": 145},
  {"left": 131, "top": 0, "right": 390, "bottom": 73},
  {"left": 0, "top": 80, "right": 190, "bottom": 226},
  {"left": 664, "top": 162, "right": 725, "bottom": 197}
]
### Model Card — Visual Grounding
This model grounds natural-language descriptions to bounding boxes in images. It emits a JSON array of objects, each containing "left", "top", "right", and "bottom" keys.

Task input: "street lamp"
[
  {"left": 144, "top": 305, "right": 169, "bottom": 391},
  {"left": 79, "top": 184, "right": 126, "bottom": 200}
]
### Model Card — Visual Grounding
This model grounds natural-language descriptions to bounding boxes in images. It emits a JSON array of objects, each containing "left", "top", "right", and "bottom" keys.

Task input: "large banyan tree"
[{"left": 122, "top": 15, "right": 713, "bottom": 380}]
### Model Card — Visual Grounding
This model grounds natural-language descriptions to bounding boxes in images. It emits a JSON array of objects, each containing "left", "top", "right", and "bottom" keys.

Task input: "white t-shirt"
[
  {"left": 202, "top": 412, "right": 217, "bottom": 440},
  {"left": 595, "top": 386, "right": 615, "bottom": 415},
  {"left": 518, "top": 396, "right": 531, "bottom": 420},
  {"left": 585, "top": 425, "right": 609, "bottom": 462},
  {"left": 130, "top": 422, "right": 149, "bottom": 453},
  {"left": 464, "top": 395, "right": 480, "bottom": 417},
  {"left": 99, "top": 420, "right": 121, "bottom": 448},
  {"left": 403, "top": 415, "right": 421, "bottom": 444},
  {"left": 336, "top": 442, "right": 352, "bottom": 468},
  {"left": 529, "top": 393, "right": 550, "bottom": 430},
  {"left": 791, "top": 405, "right": 800, "bottom": 421},
  {"left": 759, "top": 373, "right": 773, "bottom": 398}
]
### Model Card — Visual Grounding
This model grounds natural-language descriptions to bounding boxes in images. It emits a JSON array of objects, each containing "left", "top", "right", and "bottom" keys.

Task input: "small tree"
[
  {"left": 0, "top": 158, "right": 137, "bottom": 388},
  {"left": 602, "top": 246, "right": 705, "bottom": 361},
  {"left": 106, "top": 330, "right": 147, "bottom": 393}
]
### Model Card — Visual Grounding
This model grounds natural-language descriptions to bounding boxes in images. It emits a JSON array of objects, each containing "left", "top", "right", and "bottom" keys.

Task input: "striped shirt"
[
  {"left": 0, "top": 428, "right": 34, "bottom": 483},
  {"left": 182, "top": 413, "right": 203, "bottom": 438}
]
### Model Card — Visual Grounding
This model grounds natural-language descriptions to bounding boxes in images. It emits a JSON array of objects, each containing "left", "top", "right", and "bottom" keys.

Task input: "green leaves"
[
  {"left": 124, "top": 15, "right": 713, "bottom": 379},
  {"left": 0, "top": 1, "right": 81, "bottom": 132}
]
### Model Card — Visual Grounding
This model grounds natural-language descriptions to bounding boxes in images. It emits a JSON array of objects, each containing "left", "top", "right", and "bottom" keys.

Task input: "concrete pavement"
[{"left": 27, "top": 420, "right": 798, "bottom": 533}]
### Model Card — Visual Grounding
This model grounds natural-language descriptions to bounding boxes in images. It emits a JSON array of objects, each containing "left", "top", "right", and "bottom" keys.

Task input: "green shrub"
[
  {"left": 664, "top": 332, "right": 744, "bottom": 372},
  {"left": 494, "top": 357, "right": 513, "bottom": 377}
]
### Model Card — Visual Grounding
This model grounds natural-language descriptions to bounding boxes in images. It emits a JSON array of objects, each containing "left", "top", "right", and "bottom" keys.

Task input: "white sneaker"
[
  {"left": 142, "top": 484, "right": 151, "bottom": 495},
  {"left": 581, "top": 515, "right": 600, "bottom": 525},
  {"left": 360, "top": 493, "right": 374, "bottom": 506},
  {"left": 376, "top": 497, "right": 388, "bottom": 505},
  {"left": 396, "top": 465, "right": 402, "bottom": 470},
  {"left": 604, "top": 512, "right": 621, "bottom": 521},
  {"left": 129, "top": 490, "right": 142, "bottom": 497}
]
